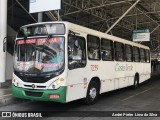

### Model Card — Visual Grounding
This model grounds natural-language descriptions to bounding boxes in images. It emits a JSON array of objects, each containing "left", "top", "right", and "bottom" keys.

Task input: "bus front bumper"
[{"left": 12, "top": 84, "right": 67, "bottom": 103}]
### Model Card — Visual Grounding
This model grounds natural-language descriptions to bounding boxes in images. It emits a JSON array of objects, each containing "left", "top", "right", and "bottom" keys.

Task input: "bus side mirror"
[
  {"left": 74, "top": 40, "right": 79, "bottom": 48},
  {"left": 102, "top": 51, "right": 106, "bottom": 59},
  {"left": 73, "top": 48, "right": 78, "bottom": 55},
  {"left": 3, "top": 37, "right": 7, "bottom": 52},
  {"left": 68, "top": 57, "right": 73, "bottom": 62}
]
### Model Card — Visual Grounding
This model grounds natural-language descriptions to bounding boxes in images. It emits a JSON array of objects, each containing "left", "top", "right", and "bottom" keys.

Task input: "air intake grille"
[
  {"left": 25, "top": 91, "right": 43, "bottom": 97},
  {"left": 20, "top": 76, "right": 51, "bottom": 83},
  {"left": 14, "top": 72, "right": 52, "bottom": 83}
]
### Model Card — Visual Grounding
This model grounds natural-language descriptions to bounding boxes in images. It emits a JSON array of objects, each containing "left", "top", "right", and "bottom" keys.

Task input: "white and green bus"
[{"left": 12, "top": 21, "right": 151, "bottom": 104}]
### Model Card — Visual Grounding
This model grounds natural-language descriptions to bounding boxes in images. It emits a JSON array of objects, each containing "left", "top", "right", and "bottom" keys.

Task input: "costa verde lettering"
[{"left": 115, "top": 63, "right": 133, "bottom": 72}]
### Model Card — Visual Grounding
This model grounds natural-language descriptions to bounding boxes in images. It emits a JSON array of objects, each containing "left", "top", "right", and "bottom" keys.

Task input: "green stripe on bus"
[{"left": 12, "top": 84, "right": 67, "bottom": 103}]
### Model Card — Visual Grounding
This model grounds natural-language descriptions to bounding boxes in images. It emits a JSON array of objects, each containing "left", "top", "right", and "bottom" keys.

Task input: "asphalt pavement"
[{"left": 0, "top": 74, "right": 160, "bottom": 120}]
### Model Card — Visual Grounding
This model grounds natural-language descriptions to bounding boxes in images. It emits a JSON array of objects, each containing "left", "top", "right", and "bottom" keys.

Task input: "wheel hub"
[{"left": 89, "top": 88, "right": 97, "bottom": 99}]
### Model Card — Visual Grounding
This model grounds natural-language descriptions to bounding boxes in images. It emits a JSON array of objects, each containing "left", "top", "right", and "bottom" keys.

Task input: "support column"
[
  {"left": 0, "top": 0, "right": 7, "bottom": 83},
  {"left": 38, "top": 13, "right": 43, "bottom": 22}
]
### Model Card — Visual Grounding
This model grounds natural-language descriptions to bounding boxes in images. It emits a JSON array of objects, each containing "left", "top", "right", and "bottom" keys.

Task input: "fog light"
[
  {"left": 52, "top": 85, "right": 56, "bottom": 89},
  {"left": 49, "top": 94, "right": 60, "bottom": 99}
]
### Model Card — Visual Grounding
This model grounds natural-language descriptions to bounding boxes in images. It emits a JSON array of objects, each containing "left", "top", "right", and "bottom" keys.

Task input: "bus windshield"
[{"left": 14, "top": 37, "right": 65, "bottom": 74}]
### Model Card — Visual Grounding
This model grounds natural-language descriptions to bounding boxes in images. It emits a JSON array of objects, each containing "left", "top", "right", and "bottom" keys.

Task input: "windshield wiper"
[
  {"left": 35, "top": 34, "right": 53, "bottom": 74},
  {"left": 44, "top": 34, "right": 52, "bottom": 46}
]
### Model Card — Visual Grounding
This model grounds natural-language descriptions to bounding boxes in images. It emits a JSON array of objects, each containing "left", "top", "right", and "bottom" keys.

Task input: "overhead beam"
[
  {"left": 63, "top": 1, "right": 133, "bottom": 31},
  {"left": 63, "top": 0, "right": 133, "bottom": 16},
  {"left": 109, "top": 10, "right": 160, "bottom": 21},
  {"left": 151, "top": 25, "right": 160, "bottom": 34},
  {"left": 45, "top": 11, "right": 62, "bottom": 21},
  {"left": 106, "top": 22, "right": 113, "bottom": 35},
  {"left": 15, "top": 0, "right": 37, "bottom": 22},
  {"left": 137, "top": 4, "right": 159, "bottom": 22},
  {"left": 105, "top": 0, "right": 140, "bottom": 34},
  {"left": 129, "top": 3, "right": 159, "bottom": 25},
  {"left": 63, "top": 0, "right": 134, "bottom": 28},
  {"left": 130, "top": 3, "right": 160, "bottom": 35}
]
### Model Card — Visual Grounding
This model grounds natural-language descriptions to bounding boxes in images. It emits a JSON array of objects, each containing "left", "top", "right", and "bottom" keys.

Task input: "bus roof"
[{"left": 21, "top": 21, "right": 150, "bottom": 50}]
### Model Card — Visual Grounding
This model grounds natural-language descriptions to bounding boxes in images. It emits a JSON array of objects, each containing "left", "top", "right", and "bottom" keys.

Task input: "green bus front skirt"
[{"left": 12, "top": 84, "right": 67, "bottom": 103}]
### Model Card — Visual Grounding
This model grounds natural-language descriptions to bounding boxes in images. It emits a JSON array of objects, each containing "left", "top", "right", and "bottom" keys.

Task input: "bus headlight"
[
  {"left": 48, "top": 78, "right": 64, "bottom": 90},
  {"left": 12, "top": 78, "right": 20, "bottom": 87}
]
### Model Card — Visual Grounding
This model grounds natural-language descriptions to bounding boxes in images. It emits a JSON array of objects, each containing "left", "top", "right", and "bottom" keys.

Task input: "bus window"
[
  {"left": 125, "top": 44, "right": 133, "bottom": 62},
  {"left": 87, "top": 35, "right": 100, "bottom": 60},
  {"left": 68, "top": 34, "right": 86, "bottom": 70},
  {"left": 133, "top": 46, "right": 140, "bottom": 62},
  {"left": 101, "top": 38, "right": 114, "bottom": 61},
  {"left": 115, "top": 42, "right": 124, "bottom": 61},
  {"left": 140, "top": 48, "right": 145, "bottom": 62},
  {"left": 145, "top": 49, "right": 150, "bottom": 63}
]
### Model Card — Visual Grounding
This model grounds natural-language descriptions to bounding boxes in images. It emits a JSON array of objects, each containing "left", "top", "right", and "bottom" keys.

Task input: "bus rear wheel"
[
  {"left": 83, "top": 81, "right": 99, "bottom": 105},
  {"left": 132, "top": 75, "right": 139, "bottom": 89}
]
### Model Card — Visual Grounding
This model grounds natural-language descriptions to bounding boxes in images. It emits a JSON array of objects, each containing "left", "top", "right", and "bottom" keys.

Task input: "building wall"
[
  {"left": 5, "top": 25, "right": 16, "bottom": 81},
  {"left": 5, "top": 52, "right": 13, "bottom": 80}
]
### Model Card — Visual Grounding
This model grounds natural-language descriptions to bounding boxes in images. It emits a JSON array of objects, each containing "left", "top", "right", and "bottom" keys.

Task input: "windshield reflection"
[{"left": 14, "top": 37, "right": 65, "bottom": 74}]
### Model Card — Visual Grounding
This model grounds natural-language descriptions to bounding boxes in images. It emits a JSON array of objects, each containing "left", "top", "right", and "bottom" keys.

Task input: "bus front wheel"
[{"left": 83, "top": 81, "right": 99, "bottom": 105}]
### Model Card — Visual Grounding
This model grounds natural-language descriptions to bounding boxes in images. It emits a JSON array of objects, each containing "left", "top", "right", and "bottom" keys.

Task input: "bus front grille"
[
  {"left": 25, "top": 91, "right": 43, "bottom": 97},
  {"left": 19, "top": 76, "right": 50, "bottom": 83}
]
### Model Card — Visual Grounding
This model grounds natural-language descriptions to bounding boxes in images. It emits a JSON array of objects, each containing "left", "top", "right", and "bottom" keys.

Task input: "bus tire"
[
  {"left": 132, "top": 75, "right": 139, "bottom": 89},
  {"left": 83, "top": 81, "right": 99, "bottom": 105}
]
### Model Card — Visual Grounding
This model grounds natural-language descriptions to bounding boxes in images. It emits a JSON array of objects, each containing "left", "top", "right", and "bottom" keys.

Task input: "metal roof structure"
[{"left": 7, "top": 0, "right": 160, "bottom": 53}]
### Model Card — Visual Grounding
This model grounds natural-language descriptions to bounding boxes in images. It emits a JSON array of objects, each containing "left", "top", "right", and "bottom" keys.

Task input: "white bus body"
[{"left": 12, "top": 22, "right": 151, "bottom": 104}]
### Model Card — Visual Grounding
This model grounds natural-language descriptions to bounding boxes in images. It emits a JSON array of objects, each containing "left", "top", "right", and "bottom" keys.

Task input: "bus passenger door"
[{"left": 66, "top": 33, "right": 87, "bottom": 102}]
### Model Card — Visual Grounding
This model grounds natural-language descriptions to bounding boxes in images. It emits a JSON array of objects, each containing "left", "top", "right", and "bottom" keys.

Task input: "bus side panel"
[
  {"left": 144, "top": 63, "right": 151, "bottom": 80},
  {"left": 140, "top": 63, "right": 151, "bottom": 83},
  {"left": 126, "top": 62, "right": 135, "bottom": 86},
  {"left": 66, "top": 68, "right": 88, "bottom": 102},
  {"left": 134, "top": 62, "right": 143, "bottom": 81},
  {"left": 134, "top": 62, "right": 151, "bottom": 84},
  {"left": 114, "top": 78, "right": 119, "bottom": 90},
  {"left": 128, "top": 76, "right": 135, "bottom": 86},
  {"left": 114, "top": 62, "right": 129, "bottom": 89},
  {"left": 139, "top": 63, "right": 145, "bottom": 83},
  {"left": 118, "top": 77, "right": 128, "bottom": 88},
  {"left": 100, "top": 61, "right": 115, "bottom": 93},
  {"left": 101, "top": 79, "right": 114, "bottom": 93},
  {"left": 126, "top": 62, "right": 136, "bottom": 86}
]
